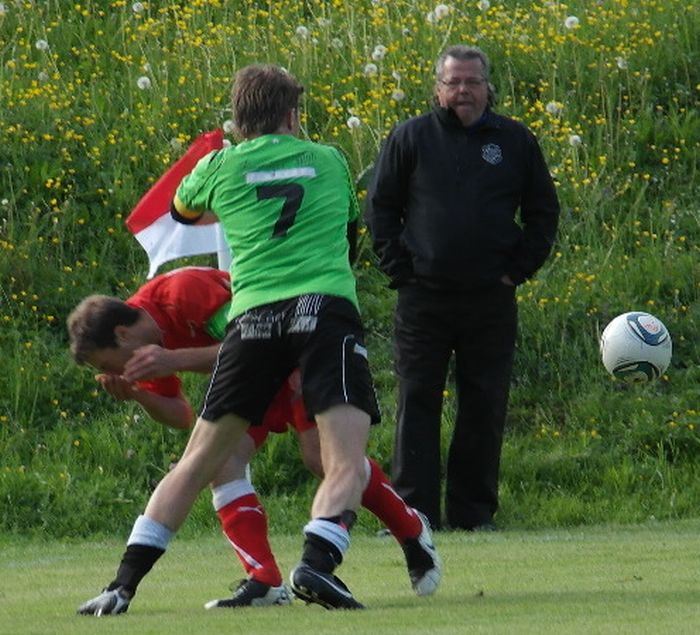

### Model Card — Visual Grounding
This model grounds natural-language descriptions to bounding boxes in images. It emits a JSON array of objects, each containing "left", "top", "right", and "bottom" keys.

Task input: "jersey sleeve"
[
  {"left": 136, "top": 375, "right": 182, "bottom": 398},
  {"left": 331, "top": 146, "right": 360, "bottom": 223},
  {"left": 175, "top": 149, "right": 225, "bottom": 213}
]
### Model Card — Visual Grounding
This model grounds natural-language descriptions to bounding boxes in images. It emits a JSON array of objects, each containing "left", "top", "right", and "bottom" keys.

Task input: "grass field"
[{"left": 3, "top": 520, "right": 700, "bottom": 635}]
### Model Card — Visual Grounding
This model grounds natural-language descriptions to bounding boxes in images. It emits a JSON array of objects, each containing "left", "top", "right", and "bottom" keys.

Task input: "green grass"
[
  {"left": 4, "top": 521, "right": 700, "bottom": 634},
  {"left": 1, "top": 0, "right": 700, "bottom": 534}
]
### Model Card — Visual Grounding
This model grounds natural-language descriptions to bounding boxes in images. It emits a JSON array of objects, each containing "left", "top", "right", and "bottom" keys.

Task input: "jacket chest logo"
[{"left": 481, "top": 143, "right": 503, "bottom": 165}]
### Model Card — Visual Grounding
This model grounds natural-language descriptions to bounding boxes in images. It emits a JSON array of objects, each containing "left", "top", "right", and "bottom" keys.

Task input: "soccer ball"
[{"left": 600, "top": 311, "right": 672, "bottom": 383}]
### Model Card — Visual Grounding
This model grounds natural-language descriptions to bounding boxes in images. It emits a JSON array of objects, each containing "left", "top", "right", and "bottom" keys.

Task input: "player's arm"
[
  {"left": 347, "top": 219, "right": 358, "bottom": 265},
  {"left": 131, "top": 388, "right": 193, "bottom": 430},
  {"left": 95, "top": 374, "right": 193, "bottom": 430},
  {"left": 170, "top": 194, "right": 218, "bottom": 225},
  {"left": 122, "top": 344, "right": 221, "bottom": 382}
]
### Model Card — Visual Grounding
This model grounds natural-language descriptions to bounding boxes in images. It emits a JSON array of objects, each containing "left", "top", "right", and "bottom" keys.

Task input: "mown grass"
[
  {"left": 4, "top": 521, "right": 700, "bottom": 634},
  {"left": 1, "top": 0, "right": 700, "bottom": 535}
]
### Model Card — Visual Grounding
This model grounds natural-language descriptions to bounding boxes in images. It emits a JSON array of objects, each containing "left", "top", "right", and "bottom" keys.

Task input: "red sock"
[
  {"left": 216, "top": 493, "right": 282, "bottom": 586},
  {"left": 361, "top": 459, "right": 421, "bottom": 544}
]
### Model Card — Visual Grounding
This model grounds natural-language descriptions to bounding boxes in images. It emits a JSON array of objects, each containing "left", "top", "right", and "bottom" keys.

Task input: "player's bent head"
[
  {"left": 67, "top": 295, "right": 140, "bottom": 364},
  {"left": 231, "top": 64, "right": 304, "bottom": 139}
]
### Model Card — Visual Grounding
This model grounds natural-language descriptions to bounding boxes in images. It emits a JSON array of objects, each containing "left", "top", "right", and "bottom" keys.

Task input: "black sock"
[
  {"left": 302, "top": 533, "right": 343, "bottom": 574},
  {"left": 107, "top": 544, "right": 165, "bottom": 595}
]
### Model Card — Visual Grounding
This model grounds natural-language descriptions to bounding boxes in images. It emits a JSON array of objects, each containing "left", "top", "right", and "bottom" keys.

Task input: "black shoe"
[
  {"left": 204, "top": 578, "right": 292, "bottom": 609},
  {"left": 289, "top": 563, "right": 364, "bottom": 610}
]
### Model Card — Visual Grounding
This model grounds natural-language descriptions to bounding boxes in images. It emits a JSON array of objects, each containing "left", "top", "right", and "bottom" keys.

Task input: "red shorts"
[{"left": 247, "top": 370, "right": 316, "bottom": 448}]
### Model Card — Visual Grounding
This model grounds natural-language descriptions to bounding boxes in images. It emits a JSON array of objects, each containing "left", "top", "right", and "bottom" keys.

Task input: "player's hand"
[
  {"left": 123, "top": 344, "right": 175, "bottom": 381},
  {"left": 95, "top": 374, "right": 139, "bottom": 401},
  {"left": 77, "top": 586, "right": 132, "bottom": 616}
]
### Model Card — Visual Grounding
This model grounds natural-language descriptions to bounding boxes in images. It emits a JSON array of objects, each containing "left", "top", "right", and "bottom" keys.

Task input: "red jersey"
[
  {"left": 126, "top": 267, "right": 230, "bottom": 398},
  {"left": 125, "top": 267, "right": 313, "bottom": 439}
]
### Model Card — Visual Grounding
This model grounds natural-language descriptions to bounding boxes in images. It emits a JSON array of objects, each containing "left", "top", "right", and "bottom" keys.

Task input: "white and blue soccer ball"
[{"left": 600, "top": 311, "right": 672, "bottom": 383}]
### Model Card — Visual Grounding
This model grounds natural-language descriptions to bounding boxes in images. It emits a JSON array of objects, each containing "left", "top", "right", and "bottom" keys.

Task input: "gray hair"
[{"left": 435, "top": 45, "right": 496, "bottom": 107}]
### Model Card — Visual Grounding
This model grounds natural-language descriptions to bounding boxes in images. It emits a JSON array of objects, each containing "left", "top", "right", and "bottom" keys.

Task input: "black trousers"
[{"left": 391, "top": 282, "right": 517, "bottom": 530}]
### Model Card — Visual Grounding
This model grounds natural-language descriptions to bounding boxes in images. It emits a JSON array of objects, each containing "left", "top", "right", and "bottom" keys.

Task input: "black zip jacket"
[{"left": 365, "top": 106, "right": 560, "bottom": 289}]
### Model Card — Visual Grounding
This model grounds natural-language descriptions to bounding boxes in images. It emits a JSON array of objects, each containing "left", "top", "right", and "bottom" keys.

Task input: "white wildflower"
[
  {"left": 136, "top": 75, "right": 152, "bottom": 90},
  {"left": 564, "top": 16, "right": 579, "bottom": 29},
  {"left": 295, "top": 25, "right": 309, "bottom": 39},
  {"left": 568, "top": 134, "right": 582, "bottom": 146},
  {"left": 391, "top": 89, "right": 406, "bottom": 101},
  {"left": 169, "top": 138, "right": 183, "bottom": 151},
  {"left": 222, "top": 119, "right": 235, "bottom": 134},
  {"left": 616, "top": 57, "right": 628, "bottom": 70},
  {"left": 477, "top": 0, "right": 490, "bottom": 11},
  {"left": 392, "top": 70, "right": 402, "bottom": 81},
  {"left": 35, "top": 39, "right": 49, "bottom": 51},
  {"left": 316, "top": 17, "right": 331, "bottom": 28},
  {"left": 364, "top": 63, "right": 378, "bottom": 76},
  {"left": 347, "top": 116, "right": 361, "bottom": 129},
  {"left": 38, "top": 71, "right": 50, "bottom": 82},
  {"left": 426, "top": 11, "right": 436, "bottom": 24},
  {"left": 331, "top": 37, "right": 343, "bottom": 49},
  {"left": 1, "top": 199, "right": 9, "bottom": 206},
  {"left": 132, "top": 2, "right": 144, "bottom": 13}
]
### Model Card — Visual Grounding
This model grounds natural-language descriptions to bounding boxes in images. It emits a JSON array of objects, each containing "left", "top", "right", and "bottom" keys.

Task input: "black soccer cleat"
[
  {"left": 290, "top": 563, "right": 365, "bottom": 610},
  {"left": 77, "top": 586, "right": 132, "bottom": 616},
  {"left": 402, "top": 510, "right": 442, "bottom": 596},
  {"left": 204, "top": 578, "right": 292, "bottom": 609}
]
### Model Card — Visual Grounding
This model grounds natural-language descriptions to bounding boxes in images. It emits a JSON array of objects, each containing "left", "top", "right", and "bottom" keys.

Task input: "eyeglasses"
[{"left": 439, "top": 78, "right": 487, "bottom": 89}]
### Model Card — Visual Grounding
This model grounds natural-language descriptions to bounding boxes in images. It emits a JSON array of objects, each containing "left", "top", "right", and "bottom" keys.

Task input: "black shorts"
[{"left": 200, "top": 294, "right": 380, "bottom": 426}]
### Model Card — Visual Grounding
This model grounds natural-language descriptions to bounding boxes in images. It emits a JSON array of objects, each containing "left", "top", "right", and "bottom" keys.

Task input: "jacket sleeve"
[
  {"left": 364, "top": 127, "right": 416, "bottom": 288},
  {"left": 507, "top": 133, "right": 560, "bottom": 284}
]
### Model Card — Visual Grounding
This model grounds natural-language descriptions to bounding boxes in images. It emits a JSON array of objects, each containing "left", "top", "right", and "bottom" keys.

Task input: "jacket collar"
[{"left": 434, "top": 106, "right": 499, "bottom": 132}]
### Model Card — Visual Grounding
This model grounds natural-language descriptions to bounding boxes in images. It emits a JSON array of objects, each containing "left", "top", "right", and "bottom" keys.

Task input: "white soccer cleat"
[{"left": 402, "top": 510, "right": 442, "bottom": 596}]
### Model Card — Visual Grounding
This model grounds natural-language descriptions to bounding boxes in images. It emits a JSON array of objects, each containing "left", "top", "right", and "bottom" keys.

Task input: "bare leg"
[
  {"left": 311, "top": 403, "right": 370, "bottom": 519},
  {"left": 145, "top": 413, "right": 249, "bottom": 530}
]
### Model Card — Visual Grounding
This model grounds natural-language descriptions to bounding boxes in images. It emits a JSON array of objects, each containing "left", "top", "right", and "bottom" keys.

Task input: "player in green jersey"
[{"left": 77, "top": 64, "right": 440, "bottom": 616}]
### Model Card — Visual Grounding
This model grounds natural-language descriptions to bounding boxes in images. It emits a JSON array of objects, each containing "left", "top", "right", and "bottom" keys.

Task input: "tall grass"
[{"left": 1, "top": 0, "right": 699, "bottom": 536}]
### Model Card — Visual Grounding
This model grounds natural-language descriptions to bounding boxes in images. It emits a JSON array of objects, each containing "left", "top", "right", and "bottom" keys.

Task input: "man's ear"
[{"left": 286, "top": 108, "right": 298, "bottom": 133}]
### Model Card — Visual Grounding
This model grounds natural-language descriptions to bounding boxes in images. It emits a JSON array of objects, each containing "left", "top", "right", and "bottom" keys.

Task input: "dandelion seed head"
[
  {"left": 222, "top": 119, "right": 235, "bottom": 134},
  {"left": 35, "top": 39, "right": 49, "bottom": 51},
  {"left": 331, "top": 37, "right": 343, "bottom": 49},
  {"left": 426, "top": 11, "right": 436, "bottom": 24},
  {"left": 545, "top": 101, "right": 562, "bottom": 115},
  {"left": 372, "top": 45, "right": 387, "bottom": 61},
  {"left": 38, "top": 71, "right": 50, "bottom": 82},
  {"left": 364, "top": 63, "right": 378, "bottom": 76},
  {"left": 568, "top": 134, "right": 582, "bottom": 146},
  {"left": 435, "top": 4, "right": 450, "bottom": 19},
  {"left": 347, "top": 116, "right": 361, "bottom": 129},
  {"left": 392, "top": 70, "right": 402, "bottom": 81},
  {"left": 132, "top": 2, "right": 144, "bottom": 13},
  {"left": 391, "top": 89, "right": 406, "bottom": 101},
  {"left": 564, "top": 16, "right": 580, "bottom": 29},
  {"left": 295, "top": 25, "right": 309, "bottom": 39},
  {"left": 477, "top": 0, "right": 490, "bottom": 11},
  {"left": 136, "top": 75, "right": 152, "bottom": 90},
  {"left": 616, "top": 57, "right": 628, "bottom": 70}
]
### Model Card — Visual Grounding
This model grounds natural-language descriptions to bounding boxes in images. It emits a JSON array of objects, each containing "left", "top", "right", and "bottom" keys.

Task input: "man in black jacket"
[{"left": 366, "top": 45, "right": 560, "bottom": 530}]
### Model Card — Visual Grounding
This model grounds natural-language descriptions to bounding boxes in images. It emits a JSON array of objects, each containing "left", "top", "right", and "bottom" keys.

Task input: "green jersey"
[{"left": 176, "top": 135, "right": 360, "bottom": 318}]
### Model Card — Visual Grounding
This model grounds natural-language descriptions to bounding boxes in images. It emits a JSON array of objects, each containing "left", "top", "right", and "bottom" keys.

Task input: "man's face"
[
  {"left": 436, "top": 56, "right": 489, "bottom": 127},
  {"left": 85, "top": 346, "right": 132, "bottom": 375}
]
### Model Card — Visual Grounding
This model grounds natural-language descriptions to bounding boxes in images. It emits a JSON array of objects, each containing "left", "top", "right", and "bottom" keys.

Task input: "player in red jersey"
[{"left": 68, "top": 266, "right": 440, "bottom": 610}]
